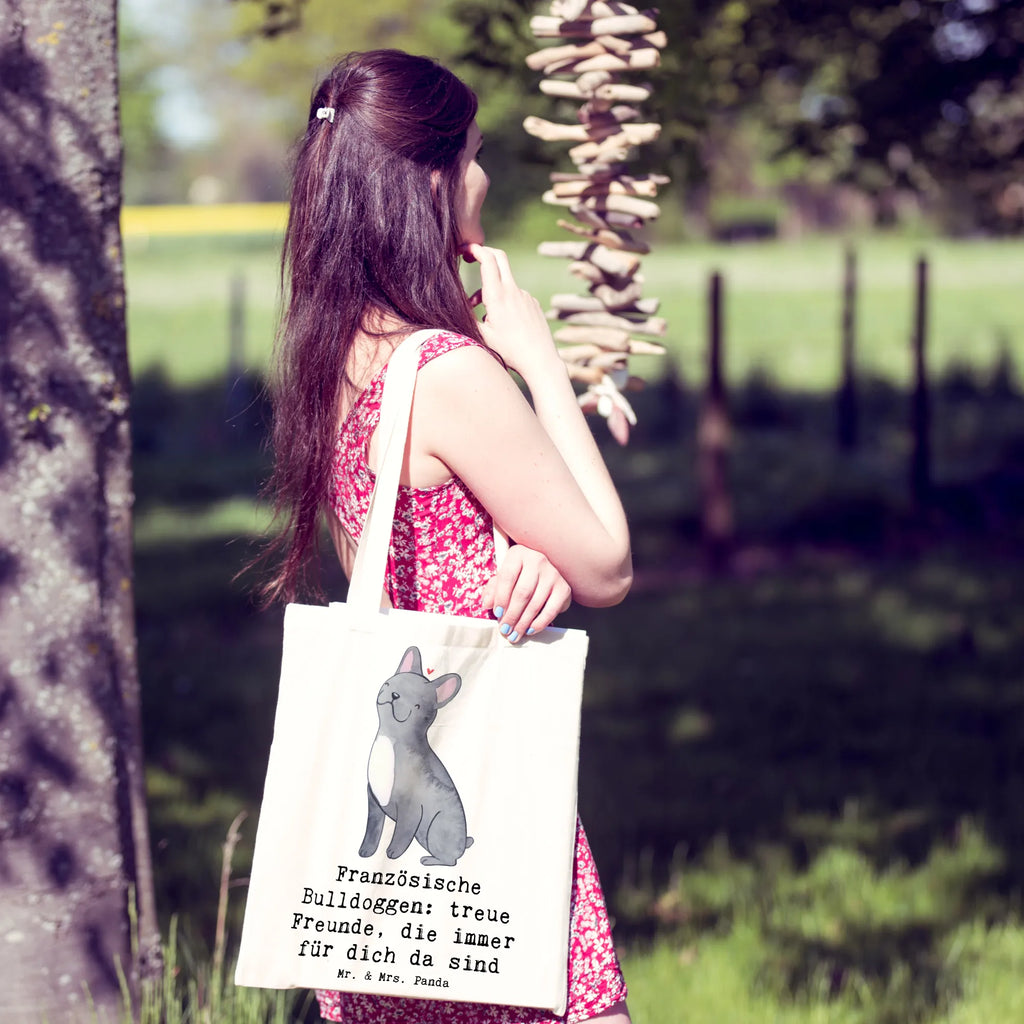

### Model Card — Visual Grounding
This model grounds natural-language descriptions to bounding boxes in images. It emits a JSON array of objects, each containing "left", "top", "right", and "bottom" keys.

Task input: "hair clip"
[{"left": 315, "top": 107, "right": 335, "bottom": 124}]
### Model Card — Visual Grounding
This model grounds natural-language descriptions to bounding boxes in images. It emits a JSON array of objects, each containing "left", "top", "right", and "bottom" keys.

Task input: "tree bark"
[{"left": 0, "top": 1, "right": 159, "bottom": 1021}]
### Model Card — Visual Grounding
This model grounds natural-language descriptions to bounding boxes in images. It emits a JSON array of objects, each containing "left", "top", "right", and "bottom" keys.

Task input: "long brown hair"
[{"left": 259, "top": 50, "right": 482, "bottom": 604}]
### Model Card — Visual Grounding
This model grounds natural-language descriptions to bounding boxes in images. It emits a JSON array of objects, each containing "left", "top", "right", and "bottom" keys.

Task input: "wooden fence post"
[
  {"left": 837, "top": 245, "right": 858, "bottom": 451},
  {"left": 910, "top": 255, "right": 931, "bottom": 507},
  {"left": 228, "top": 270, "right": 246, "bottom": 379},
  {"left": 698, "top": 271, "right": 733, "bottom": 569},
  {"left": 225, "top": 271, "right": 253, "bottom": 442}
]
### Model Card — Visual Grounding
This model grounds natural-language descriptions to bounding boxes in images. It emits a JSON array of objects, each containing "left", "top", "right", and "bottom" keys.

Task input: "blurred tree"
[
  {"left": 449, "top": 0, "right": 1024, "bottom": 232},
  {"left": 0, "top": 0, "right": 159, "bottom": 1020},
  {"left": 229, "top": 0, "right": 309, "bottom": 37},
  {"left": 716, "top": 0, "right": 1024, "bottom": 231},
  {"left": 229, "top": 0, "right": 460, "bottom": 133},
  {"left": 222, "top": 0, "right": 557, "bottom": 225},
  {"left": 149, "top": 0, "right": 468, "bottom": 202},
  {"left": 124, "top": 0, "right": 1022, "bottom": 224},
  {"left": 119, "top": 12, "right": 180, "bottom": 204}
]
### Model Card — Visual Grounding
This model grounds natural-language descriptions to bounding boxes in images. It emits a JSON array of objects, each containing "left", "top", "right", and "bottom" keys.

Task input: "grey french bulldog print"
[{"left": 359, "top": 645, "right": 474, "bottom": 866}]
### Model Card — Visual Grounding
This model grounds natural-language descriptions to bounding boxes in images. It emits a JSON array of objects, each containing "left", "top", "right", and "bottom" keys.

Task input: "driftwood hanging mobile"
[{"left": 526, "top": 0, "right": 668, "bottom": 444}]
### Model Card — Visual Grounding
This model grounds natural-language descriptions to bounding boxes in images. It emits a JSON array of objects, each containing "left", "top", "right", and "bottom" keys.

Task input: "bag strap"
[
  {"left": 347, "top": 329, "right": 434, "bottom": 615},
  {"left": 346, "top": 330, "right": 511, "bottom": 615}
]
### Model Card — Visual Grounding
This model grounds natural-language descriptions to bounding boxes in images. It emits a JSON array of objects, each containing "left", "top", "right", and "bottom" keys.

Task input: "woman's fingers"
[
  {"left": 488, "top": 546, "right": 572, "bottom": 643},
  {"left": 469, "top": 247, "right": 503, "bottom": 329},
  {"left": 467, "top": 243, "right": 519, "bottom": 298},
  {"left": 488, "top": 246, "right": 514, "bottom": 281},
  {"left": 467, "top": 243, "right": 504, "bottom": 291},
  {"left": 510, "top": 576, "right": 571, "bottom": 640},
  {"left": 467, "top": 245, "right": 559, "bottom": 379}
]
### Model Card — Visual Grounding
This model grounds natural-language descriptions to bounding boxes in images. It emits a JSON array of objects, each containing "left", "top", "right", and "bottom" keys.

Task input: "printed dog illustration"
[{"left": 358, "top": 646, "right": 473, "bottom": 866}]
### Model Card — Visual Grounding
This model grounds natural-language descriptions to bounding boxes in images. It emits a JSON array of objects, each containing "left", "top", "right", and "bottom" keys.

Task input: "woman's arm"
[
  {"left": 327, "top": 502, "right": 566, "bottom": 638},
  {"left": 410, "top": 245, "right": 632, "bottom": 609}
]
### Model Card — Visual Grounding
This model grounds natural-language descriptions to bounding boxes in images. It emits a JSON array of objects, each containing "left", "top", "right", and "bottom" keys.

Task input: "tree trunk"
[{"left": 0, "top": 2, "right": 160, "bottom": 1021}]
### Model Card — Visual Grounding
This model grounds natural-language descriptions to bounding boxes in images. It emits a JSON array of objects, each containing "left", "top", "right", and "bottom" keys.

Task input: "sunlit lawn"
[{"left": 124, "top": 231, "right": 1024, "bottom": 390}]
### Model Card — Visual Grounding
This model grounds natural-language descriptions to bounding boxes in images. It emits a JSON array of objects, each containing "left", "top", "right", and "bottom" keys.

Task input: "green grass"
[
  {"left": 125, "top": 229, "right": 1024, "bottom": 1023},
  {"left": 125, "top": 232, "right": 1024, "bottom": 391},
  {"left": 618, "top": 828, "right": 1024, "bottom": 1024},
  {"left": 620, "top": 911, "right": 1024, "bottom": 1024},
  {"left": 115, "top": 917, "right": 314, "bottom": 1024},
  {"left": 565, "top": 544, "right": 1024, "bottom": 1022},
  {"left": 481, "top": 233, "right": 1024, "bottom": 389},
  {"left": 124, "top": 234, "right": 282, "bottom": 385},
  {"left": 134, "top": 497, "right": 272, "bottom": 547}
]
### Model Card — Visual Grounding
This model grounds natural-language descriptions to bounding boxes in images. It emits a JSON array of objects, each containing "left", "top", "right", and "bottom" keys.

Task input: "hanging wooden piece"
[{"left": 527, "top": 0, "right": 667, "bottom": 443}]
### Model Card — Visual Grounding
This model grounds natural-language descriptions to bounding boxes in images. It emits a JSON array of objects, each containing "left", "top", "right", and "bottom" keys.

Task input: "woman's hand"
[
  {"left": 465, "top": 243, "right": 563, "bottom": 381},
  {"left": 480, "top": 544, "right": 572, "bottom": 643}
]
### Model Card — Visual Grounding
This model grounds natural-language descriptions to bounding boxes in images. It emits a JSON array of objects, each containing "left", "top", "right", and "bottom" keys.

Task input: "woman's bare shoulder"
[{"left": 415, "top": 338, "right": 520, "bottom": 412}]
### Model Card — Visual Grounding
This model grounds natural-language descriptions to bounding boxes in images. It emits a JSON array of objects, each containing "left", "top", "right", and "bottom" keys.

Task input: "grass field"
[
  {"left": 124, "top": 232, "right": 1024, "bottom": 390},
  {"left": 125, "top": 228, "right": 1024, "bottom": 1023}
]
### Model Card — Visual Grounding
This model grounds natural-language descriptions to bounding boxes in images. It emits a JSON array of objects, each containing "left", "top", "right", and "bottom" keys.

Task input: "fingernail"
[
  {"left": 509, "top": 631, "right": 519, "bottom": 643},
  {"left": 526, "top": 627, "right": 536, "bottom": 636},
  {"left": 500, "top": 623, "right": 511, "bottom": 636},
  {"left": 493, "top": 606, "right": 504, "bottom": 619}
]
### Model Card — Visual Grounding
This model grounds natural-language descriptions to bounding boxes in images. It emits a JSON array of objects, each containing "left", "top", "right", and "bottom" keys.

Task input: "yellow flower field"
[{"left": 122, "top": 203, "right": 288, "bottom": 239}]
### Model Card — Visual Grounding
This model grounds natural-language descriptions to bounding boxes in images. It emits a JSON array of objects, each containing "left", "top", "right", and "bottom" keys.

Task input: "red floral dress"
[{"left": 320, "top": 330, "right": 627, "bottom": 1024}]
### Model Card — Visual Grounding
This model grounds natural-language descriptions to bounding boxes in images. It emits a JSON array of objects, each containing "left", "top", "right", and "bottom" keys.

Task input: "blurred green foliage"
[
  {"left": 124, "top": 0, "right": 1024, "bottom": 230},
  {"left": 451, "top": 0, "right": 1024, "bottom": 232},
  {"left": 119, "top": 12, "right": 179, "bottom": 204}
]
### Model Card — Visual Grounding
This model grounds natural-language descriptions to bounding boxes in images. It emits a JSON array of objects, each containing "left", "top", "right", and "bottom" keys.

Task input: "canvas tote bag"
[{"left": 235, "top": 330, "right": 588, "bottom": 1015}]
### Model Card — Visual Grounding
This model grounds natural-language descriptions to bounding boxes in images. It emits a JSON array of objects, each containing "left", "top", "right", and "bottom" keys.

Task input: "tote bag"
[{"left": 235, "top": 330, "right": 588, "bottom": 1015}]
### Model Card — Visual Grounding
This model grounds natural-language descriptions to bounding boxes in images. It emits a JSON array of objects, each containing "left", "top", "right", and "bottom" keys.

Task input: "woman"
[{"left": 262, "top": 49, "right": 633, "bottom": 1024}]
